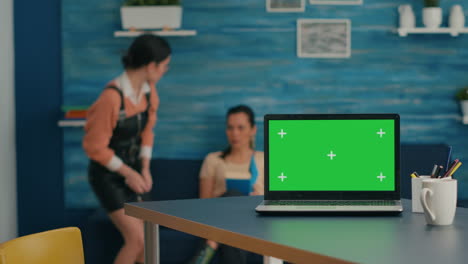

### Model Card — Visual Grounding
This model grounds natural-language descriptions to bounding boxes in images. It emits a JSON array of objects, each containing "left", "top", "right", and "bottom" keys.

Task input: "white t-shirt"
[{"left": 199, "top": 151, "right": 264, "bottom": 197}]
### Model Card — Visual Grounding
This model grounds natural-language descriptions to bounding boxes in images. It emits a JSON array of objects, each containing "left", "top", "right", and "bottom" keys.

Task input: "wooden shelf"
[
  {"left": 114, "top": 30, "right": 197, "bottom": 37},
  {"left": 398, "top": 27, "right": 468, "bottom": 37},
  {"left": 58, "top": 120, "right": 86, "bottom": 127}
]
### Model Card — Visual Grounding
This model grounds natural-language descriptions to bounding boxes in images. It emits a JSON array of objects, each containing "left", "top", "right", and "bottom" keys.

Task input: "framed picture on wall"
[
  {"left": 297, "top": 19, "right": 351, "bottom": 58},
  {"left": 266, "top": 0, "right": 305, "bottom": 12},
  {"left": 310, "top": 0, "right": 362, "bottom": 5}
]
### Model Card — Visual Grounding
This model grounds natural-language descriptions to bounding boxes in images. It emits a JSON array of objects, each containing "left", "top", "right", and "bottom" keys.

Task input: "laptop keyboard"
[{"left": 266, "top": 200, "right": 398, "bottom": 206}]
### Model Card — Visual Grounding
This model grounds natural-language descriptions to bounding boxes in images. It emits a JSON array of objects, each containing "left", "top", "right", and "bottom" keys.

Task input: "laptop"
[{"left": 255, "top": 114, "right": 403, "bottom": 213}]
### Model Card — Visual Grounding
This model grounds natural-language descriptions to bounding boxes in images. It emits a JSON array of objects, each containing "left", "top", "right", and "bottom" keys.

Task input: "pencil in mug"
[
  {"left": 444, "top": 159, "right": 459, "bottom": 177},
  {"left": 448, "top": 162, "right": 462, "bottom": 178}
]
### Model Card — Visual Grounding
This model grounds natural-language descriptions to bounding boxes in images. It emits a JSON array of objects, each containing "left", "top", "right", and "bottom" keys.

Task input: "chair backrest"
[{"left": 0, "top": 227, "right": 84, "bottom": 264}]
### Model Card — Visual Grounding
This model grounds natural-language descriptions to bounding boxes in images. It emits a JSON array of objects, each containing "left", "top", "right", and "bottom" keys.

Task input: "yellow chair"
[{"left": 0, "top": 227, "right": 84, "bottom": 264}]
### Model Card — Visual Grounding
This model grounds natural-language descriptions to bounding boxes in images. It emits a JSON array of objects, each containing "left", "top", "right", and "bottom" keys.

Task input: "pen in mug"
[
  {"left": 431, "top": 164, "right": 438, "bottom": 178},
  {"left": 410, "top": 173, "right": 418, "bottom": 178},
  {"left": 446, "top": 146, "right": 453, "bottom": 170},
  {"left": 413, "top": 171, "right": 420, "bottom": 177},
  {"left": 434, "top": 165, "right": 443, "bottom": 178},
  {"left": 439, "top": 165, "right": 444, "bottom": 177}
]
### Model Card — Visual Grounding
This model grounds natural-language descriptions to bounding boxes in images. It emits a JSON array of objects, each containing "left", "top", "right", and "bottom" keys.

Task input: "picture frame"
[
  {"left": 309, "top": 0, "right": 362, "bottom": 5},
  {"left": 297, "top": 19, "right": 351, "bottom": 58},
  {"left": 266, "top": 0, "right": 305, "bottom": 12}
]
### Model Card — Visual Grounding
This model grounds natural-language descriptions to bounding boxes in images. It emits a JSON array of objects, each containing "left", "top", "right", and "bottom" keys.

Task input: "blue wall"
[
  {"left": 60, "top": 0, "right": 468, "bottom": 208},
  {"left": 15, "top": 0, "right": 64, "bottom": 235}
]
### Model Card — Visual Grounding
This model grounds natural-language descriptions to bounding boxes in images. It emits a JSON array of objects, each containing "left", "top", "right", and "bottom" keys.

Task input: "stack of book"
[{"left": 59, "top": 106, "right": 88, "bottom": 127}]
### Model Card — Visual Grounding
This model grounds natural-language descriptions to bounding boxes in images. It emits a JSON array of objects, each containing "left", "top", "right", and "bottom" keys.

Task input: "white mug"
[
  {"left": 411, "top": 175, "right": 431, "bottom": 213},
  {"left": 420, "top": 179, "right": 457, "bottom": 225}
]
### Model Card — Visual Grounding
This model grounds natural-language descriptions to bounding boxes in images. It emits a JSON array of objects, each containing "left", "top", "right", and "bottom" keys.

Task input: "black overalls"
[{"left": 88, "top": 86, "right": 152, "bottom": 212}]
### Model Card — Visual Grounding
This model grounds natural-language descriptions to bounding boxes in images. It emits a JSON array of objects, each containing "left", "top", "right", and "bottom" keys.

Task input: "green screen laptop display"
[{"left": 269, "top": 119, "right": 395, "bottom": 191}]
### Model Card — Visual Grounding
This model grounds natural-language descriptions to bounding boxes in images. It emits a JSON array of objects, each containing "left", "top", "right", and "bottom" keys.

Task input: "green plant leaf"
[
  {"left": 455, "top": 87, "right": 468, "bottom": 101},
  {"left": 424, "top": 0, "right": 439, "bottom": 7}
]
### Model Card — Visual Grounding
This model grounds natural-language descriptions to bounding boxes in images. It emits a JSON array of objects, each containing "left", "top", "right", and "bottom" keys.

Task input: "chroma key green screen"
[{"left": 269, "top": 119, "right": 395, "bottom": 191}]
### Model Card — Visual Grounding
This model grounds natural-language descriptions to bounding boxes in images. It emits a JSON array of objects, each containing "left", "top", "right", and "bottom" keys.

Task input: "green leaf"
[
  {"left": 424, "top": 0, "right": 439, "bottom": 7},
  {"left": 456, "top": 87, "right": 468, "bottom": 100}
]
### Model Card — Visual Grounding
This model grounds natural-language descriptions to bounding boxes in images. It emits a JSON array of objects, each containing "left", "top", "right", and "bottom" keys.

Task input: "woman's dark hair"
[
  {"left": 122, "top": 34, "right": 171, "bottom": 69},
  {"left": 220, "top": 105, "right": 256, "bottom": 159}
]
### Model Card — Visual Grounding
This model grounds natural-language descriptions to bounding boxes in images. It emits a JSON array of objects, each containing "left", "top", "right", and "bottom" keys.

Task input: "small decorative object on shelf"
[
  {"left": 399, "top": 4, "right": 415, "bottom": 29},
  {"left": 121, "top": 0, "right": 182, "bottom": 30},
  {"left": 397, "top": 3, "right": 468, "bottom": 37},
  {"left": 455, "top": 87, "right": 468, "bottom": 125},
  {"left": 423, "top": 0, "right": 442, "bottom": 29},
  {"left": 449, "top": 5, "right": 465, "bottom": 30}
]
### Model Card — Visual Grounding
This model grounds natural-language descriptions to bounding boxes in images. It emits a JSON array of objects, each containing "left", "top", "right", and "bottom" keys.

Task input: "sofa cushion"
[{"left": 150, "top": 159, "right": 202, "bottom": 201}]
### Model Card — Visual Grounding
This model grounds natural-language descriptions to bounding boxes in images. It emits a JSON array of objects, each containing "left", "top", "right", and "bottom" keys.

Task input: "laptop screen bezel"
[{"left": 264, "top": 114, "right": 401, "bottom": 200}]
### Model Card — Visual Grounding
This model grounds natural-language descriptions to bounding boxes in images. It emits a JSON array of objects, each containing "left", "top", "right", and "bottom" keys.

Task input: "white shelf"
[
  {"left": 58, "top": 120, "right": 86, "bottom": 127},
  {"left": 398, "top": 27, "right": 468, "bottom": 37},
  {"left": 114, "top": 30, "right": 197, "bottom": 37}
]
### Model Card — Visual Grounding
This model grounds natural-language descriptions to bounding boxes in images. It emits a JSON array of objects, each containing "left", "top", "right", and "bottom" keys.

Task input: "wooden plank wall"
[{"left": 62, "top": 0, "right": 468, "bottom": 207}]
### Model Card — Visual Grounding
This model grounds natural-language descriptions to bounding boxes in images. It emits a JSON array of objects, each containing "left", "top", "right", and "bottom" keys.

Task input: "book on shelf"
[
  {"left": 65, "top": 110, "right": 88, "bottom": 119},
  {"left": 62, "top": 105, "right": 89, "bottom": 119}
]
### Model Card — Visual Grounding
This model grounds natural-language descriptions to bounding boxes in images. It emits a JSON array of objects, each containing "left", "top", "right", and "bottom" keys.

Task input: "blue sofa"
[
  {"left": 80, "top": 144, "right": 459, "bottom": 264},
  {"left": 81, "top": 159, "right": 263, "bottom": 264}
]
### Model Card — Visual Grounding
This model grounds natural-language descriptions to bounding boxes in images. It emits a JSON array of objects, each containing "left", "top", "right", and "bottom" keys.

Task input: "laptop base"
[{"left": 255, "top": 200, "right": 403, "bottom": 215}]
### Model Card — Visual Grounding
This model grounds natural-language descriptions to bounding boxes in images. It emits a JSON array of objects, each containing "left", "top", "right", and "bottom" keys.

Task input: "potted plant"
[
  {"left": 423, "top": 0, "right": 442, "bottom": 28},
  {"left": 455, "top": 87, "right": 468, "bottom": 124},
  {"left": 121, "top": 0, "right": 182, "bottom": 30}
]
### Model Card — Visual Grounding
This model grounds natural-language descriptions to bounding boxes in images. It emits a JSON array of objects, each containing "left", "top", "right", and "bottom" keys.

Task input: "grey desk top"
[{"left": 126, "top": 196, "right": 467, "bottom": 264}]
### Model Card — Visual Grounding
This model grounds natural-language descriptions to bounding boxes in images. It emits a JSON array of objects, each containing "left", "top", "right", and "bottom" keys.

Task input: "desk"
[{"left": 125, "top": 196, "right": 468, "bottom": 264}]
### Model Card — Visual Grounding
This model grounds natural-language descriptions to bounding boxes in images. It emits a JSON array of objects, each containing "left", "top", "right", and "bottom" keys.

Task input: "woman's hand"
[
  {"left": 142, "top": 167, "right": 153, "bottom": 193},
  {"left": 199, "top": 178, "right": 215, "bottom": 199},
  {"left": 118, "top": 165, "right": 147, "bottom": 194}
]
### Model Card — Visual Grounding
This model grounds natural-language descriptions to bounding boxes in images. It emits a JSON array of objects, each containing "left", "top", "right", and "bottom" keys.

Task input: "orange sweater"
[{"left": 83, "top": 78, "right": 159, "bottom": 171}]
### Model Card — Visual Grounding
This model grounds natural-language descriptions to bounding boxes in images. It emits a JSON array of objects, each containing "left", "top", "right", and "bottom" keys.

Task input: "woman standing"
[
  {"left": 83, "top": 34, "right": 171, "bottom": 264},
  {"left": 189, "top": 105, "right": 264, "bottom": 264}
]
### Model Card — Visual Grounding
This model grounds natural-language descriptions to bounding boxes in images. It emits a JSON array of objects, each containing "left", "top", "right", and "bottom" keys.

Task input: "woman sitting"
[{"left": 189, "top": 104, "right": 264, "bottom": 264}]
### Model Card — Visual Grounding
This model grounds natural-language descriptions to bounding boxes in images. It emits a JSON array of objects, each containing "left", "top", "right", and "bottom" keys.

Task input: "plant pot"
[
  {"left": 423, "top": 7, "right": 442, "bottom": 28},
  {"left": 460, "top": 100, "right": 468, "bottom": 124},
  {"left": 121, "top": 6, "right": 182, "bottom": 30}
]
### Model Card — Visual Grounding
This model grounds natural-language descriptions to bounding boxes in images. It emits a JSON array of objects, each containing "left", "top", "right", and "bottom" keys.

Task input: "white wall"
[{"left": 0, "top": 0, "right": 17, "bottom": 242}]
